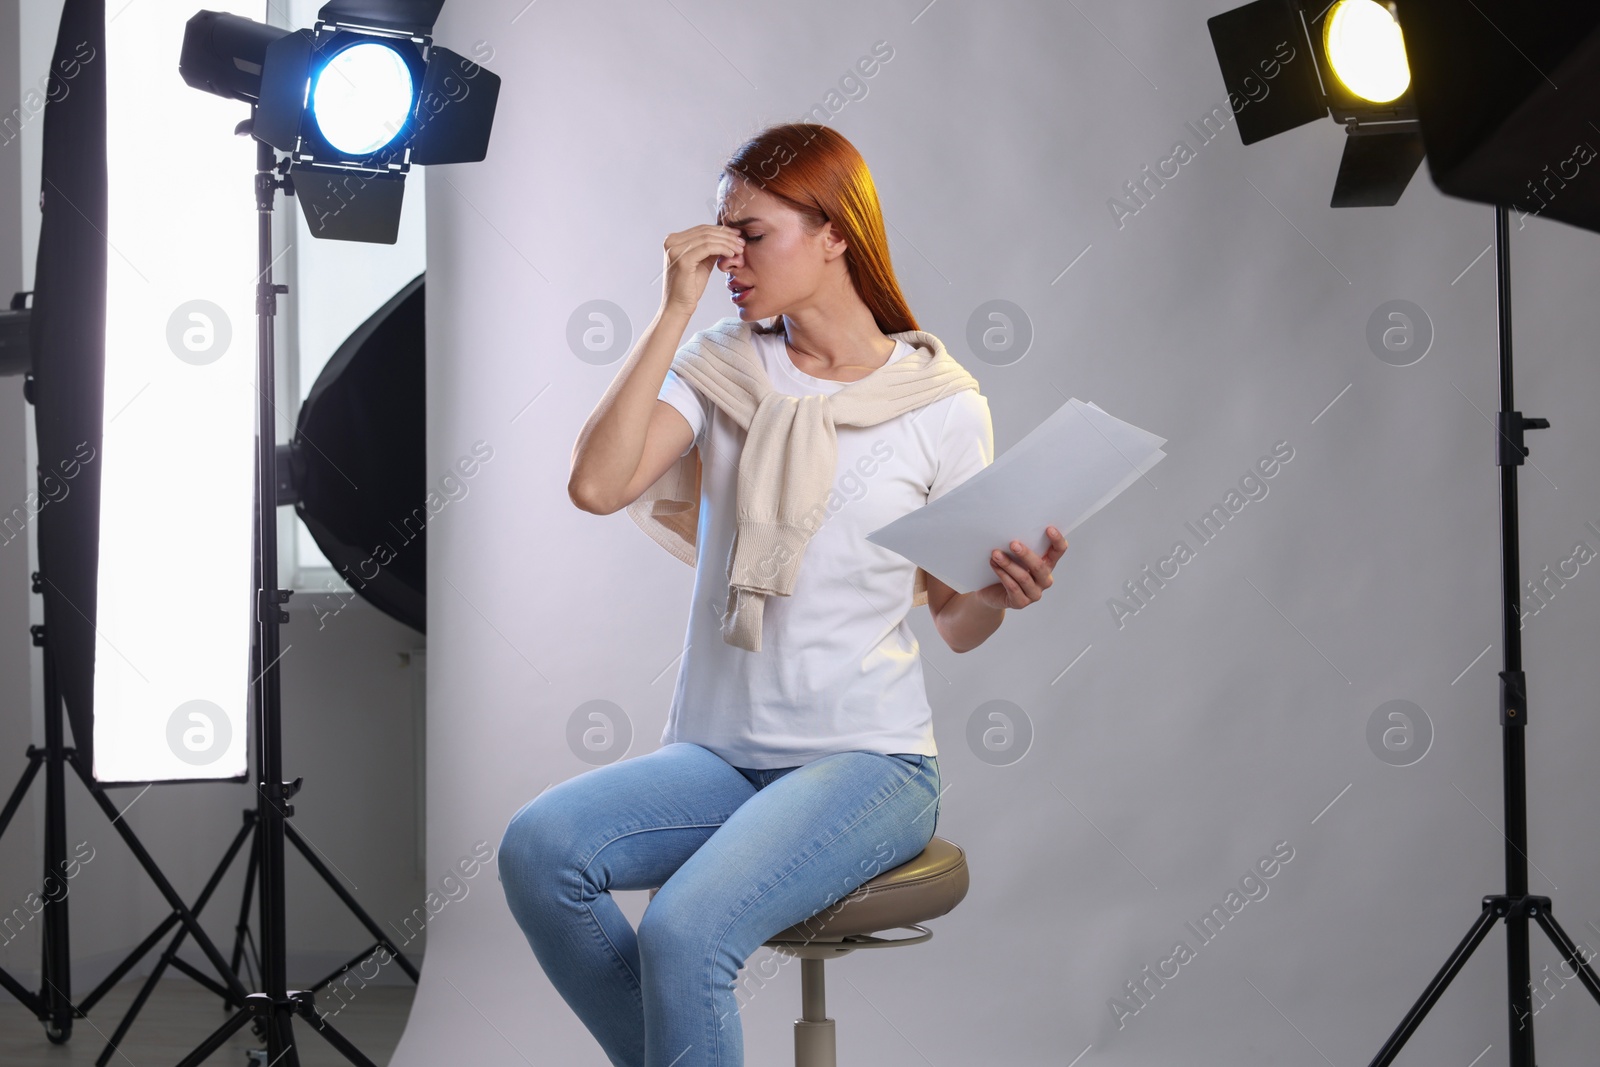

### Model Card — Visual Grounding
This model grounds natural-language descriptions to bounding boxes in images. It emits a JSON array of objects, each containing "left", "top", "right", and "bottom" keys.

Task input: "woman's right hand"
[{"left": 661, "top": 224, "right": 745, "bottom": 314}]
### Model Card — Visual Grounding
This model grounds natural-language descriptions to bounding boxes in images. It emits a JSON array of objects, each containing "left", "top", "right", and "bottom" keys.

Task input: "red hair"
[{"left": 717, "top": 123, "right": 918, "bottom": 336}]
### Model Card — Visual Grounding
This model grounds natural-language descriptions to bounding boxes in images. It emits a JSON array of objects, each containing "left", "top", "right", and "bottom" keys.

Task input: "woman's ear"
[{"left": 821, "top": 220, "right": 849, "bottom": 260}]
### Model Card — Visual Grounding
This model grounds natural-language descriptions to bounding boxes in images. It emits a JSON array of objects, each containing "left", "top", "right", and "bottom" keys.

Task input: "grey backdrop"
[{"left": 399, "top": 1, "right": 1600, "bottom": 1064}]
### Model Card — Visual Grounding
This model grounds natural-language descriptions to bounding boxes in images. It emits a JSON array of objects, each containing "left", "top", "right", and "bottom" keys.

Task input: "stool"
[{"left": 647, "top": 835, "right": 968, "bottom": 1067}]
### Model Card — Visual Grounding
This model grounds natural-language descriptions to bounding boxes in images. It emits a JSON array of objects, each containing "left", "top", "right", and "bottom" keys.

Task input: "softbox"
[{"left": 283, "top": 272, "right": 426, "bottom": 633}]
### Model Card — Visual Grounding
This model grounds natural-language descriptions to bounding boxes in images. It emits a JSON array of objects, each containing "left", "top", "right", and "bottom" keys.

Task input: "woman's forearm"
[
  {"left": 568, "top": 302, "right": 695, "bottom": 512},
  {"left": 934, "top": 591, "right": 1005, "bottom": 653}
]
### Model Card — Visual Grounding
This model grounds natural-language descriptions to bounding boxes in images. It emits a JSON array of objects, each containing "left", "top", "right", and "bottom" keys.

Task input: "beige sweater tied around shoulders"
[{"left": 625, "top": 316, "right": 980, "bottom": 652}]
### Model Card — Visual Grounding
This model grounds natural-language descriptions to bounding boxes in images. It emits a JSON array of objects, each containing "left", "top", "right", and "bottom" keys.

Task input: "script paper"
[{"left": 867, "top": 399, "right": 1168, "bottom": 594}]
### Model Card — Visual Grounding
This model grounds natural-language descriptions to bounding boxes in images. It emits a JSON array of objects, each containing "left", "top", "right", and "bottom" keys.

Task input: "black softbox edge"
[{"left": 30, "top": 0, "right": 106, "bottom": 770}]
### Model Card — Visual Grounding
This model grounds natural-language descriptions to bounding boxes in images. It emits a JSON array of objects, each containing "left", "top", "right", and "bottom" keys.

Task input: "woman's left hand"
[{"left": 976, "top": 526, "right": 1068, "bottom": 610}]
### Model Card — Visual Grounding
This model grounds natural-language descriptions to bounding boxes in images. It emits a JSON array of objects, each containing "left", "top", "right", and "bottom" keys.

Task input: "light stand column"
[
  {"left": 1365, "top": 206, "right": 1600, "bottom": 1066},
  {"left": 173, "top": 110, "right": 377, "bottom": 1067}
]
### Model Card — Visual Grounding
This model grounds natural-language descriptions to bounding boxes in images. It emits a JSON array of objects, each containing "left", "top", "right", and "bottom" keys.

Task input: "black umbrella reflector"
[{"left": 286, "top": 272, "right": 425, "bottom": 633}]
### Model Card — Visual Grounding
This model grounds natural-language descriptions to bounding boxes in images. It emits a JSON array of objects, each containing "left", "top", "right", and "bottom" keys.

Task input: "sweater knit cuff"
[
  {"left": 721, "top": 588, "right": 765, "bottom": 652},
  {"left": 725, "top": 520, "right": 814, "bottom": 596}
]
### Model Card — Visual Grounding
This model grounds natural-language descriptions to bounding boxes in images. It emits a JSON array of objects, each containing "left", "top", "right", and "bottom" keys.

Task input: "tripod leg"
[
  {"left": 93, "top": 814, "right": 262, "bottom": 1064},
  {"left": 65, "top": 750, "right": 251, "bottom": 1003},
  {"left": 171, "top": 1002, "right": 258, "bottom": 1067},
  {"left": 292, "top": 990, "right": 381, "bottom": 1067},
  {"left": 0, "top": 747, "right": 44, "bottom": 841},
  {"left": 88, "top": 802, "right": 259, "bottom": 1060},
  {"left": 1506, "top": 904, "right": 1535, "bottom": 1064},
  {"left": 233, "top": 811, "right": 261, "bottom": 987},
  {"left": 77, "top": 913, "right": 178, "bottom": 1016},
  {"left": 0, "top": 966, "right": 46, "bottom": 1016},
  {"left": 1369, "top": 899, "right": 1503, "bottom": 1067},
  {"left": 95, "top": 944, "right": 182, "bottom": 1067},
  {"left": 41, "top": 641, "right": 72, "bottom": 1042},
  {"left": 94, "top": 915, "right": 247, "bottom": 1067},
  {"left": 268, "top": 1005, "right": 303, "bottom": 1067},
  {"left": 180, "top": 806, "right": 258, "bottom": 1008},
  {"left": 284, "top": 821, "right": 421, "bottom": 982},
  {"left": 1531, "top": 905, "right": 1600, "bottom": 1006},
  {"left": 0, "top": 752, "right": 51, "bottom": 1019}
]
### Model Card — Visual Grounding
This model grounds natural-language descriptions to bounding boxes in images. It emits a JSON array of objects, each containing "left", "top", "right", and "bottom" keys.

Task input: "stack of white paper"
[{"left": 866, "top": 398, "right": 1168, "bottom": 594}]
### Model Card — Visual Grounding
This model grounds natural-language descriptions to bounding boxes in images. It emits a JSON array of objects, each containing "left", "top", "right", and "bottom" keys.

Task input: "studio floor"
[{"left": 0, "top": 978, "right": 415, "bottom": 1066}]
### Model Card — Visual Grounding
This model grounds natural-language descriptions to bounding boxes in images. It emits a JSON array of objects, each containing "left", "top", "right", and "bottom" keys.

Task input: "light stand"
[
  {"left": 1367, "top": 205, "right": 1600, "bottom": 1065},
  {"left": 172, "top": 118, "right": 375, "bottom": 1067},
  {"left": 88, "top": 723, "right": 420, "bottom": 1065},
  {"left": 0, "top": 604, "right": 76, "bottom": 1042},
  {"left": 90, "top": 528, "right": 419, "bottom": 1064}
]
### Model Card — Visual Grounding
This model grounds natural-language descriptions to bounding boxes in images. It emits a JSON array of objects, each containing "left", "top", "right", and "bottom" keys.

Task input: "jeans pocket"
[{"left": 887, "top": 752, "right": 924, "bottom": 768}]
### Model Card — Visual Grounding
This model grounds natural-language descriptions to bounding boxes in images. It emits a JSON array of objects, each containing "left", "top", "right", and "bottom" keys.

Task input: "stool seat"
[{"left": 647, "top": 835, "right": 967, "bottom": 942}]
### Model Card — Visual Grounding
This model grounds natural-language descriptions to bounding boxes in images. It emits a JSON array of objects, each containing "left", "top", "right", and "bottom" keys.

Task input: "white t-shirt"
[{"left": 653, "top": 327, "right": 994, "bottom": 769}]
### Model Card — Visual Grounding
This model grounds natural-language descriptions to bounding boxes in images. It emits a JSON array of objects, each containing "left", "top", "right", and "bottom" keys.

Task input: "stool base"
[
  {"left": 765, "top": 925, "right": 932, "bottom": 1067},
  {"left": 794, "top": 959, "right": 834, "bottom": 1067}
]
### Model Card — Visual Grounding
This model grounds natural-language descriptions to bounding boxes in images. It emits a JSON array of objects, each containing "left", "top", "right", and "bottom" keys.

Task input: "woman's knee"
[
  {"left": 636, "top": 883, "right": 708, "bottom": 955},
  {"left": 498, "top": 794, "right": 577, "bottom": 890}
]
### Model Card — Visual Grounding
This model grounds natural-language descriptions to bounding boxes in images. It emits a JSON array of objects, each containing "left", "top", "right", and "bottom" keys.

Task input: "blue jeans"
[{"left": 497, "top": 741, "right": 941, "bottom": 1067}]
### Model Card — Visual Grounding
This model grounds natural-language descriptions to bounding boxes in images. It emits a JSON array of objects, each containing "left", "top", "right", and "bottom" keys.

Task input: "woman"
[{"left": 498, "top": 122, "right": 1066, "bottom": 1067}]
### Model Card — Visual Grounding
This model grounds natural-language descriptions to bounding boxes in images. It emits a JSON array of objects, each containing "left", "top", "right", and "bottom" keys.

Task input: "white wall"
[
  {"left": 407, "top": 1, "right": 1600, "bottom": 1065},
  {"left": 2, "top": 0, "right": 430, "bottom": 1012}
]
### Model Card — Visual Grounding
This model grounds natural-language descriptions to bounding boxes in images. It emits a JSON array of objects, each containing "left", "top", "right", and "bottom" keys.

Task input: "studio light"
[
  {"left": 310, "top": 41, "right": 416, "bottom": 155},
  {"left": 1206, "top": 0, "right": 1424, "bottom": 207},
  {"left": 157, "top": 3, "right": 500, "bottom": 1059},
  {"left": 1208, "top": 0, "right": 1600, "bottom": 230},
  {"left": 1322, "top": 0, "right": 1410, "bottom": 104},
  {"left": 179, "top": 2, "right": 501, "bottom": 243}
]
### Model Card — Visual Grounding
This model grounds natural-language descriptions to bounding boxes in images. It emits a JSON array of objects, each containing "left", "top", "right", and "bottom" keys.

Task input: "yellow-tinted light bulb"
[{"left": 1324, "top": 0, "right": 1411, "bottom": 104}]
